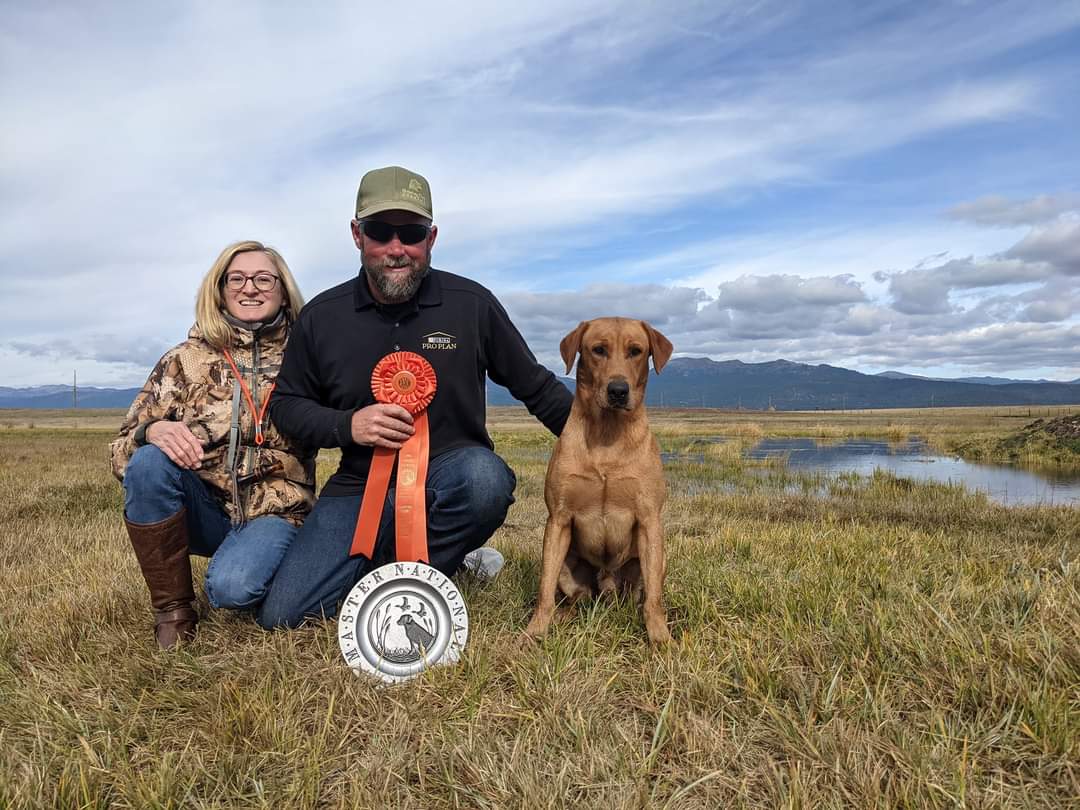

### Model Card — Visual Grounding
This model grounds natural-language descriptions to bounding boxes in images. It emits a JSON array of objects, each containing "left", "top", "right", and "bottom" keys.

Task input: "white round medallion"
[{"left": 337, "top": 562, "right": 469, "bottom": 683}]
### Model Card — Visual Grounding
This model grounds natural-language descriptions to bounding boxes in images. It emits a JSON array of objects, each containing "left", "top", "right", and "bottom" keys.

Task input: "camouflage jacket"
[{"left": 110, "top": 318, "right": 316, "bottom": 526}]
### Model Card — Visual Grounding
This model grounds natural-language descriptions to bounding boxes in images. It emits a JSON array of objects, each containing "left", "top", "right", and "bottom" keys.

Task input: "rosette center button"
[{"left": 392, "top": 370, "right": 417, "bottom": 395}]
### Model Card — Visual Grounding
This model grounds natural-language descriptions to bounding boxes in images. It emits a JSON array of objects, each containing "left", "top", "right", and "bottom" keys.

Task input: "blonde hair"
[{"left": 195, "top": 240, "right": 306, "bottom": 350}]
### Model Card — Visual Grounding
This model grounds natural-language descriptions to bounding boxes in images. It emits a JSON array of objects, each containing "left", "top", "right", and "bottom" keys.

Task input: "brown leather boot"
[{"left": 124, "top": 509, "right": 198, "bottom": 649}]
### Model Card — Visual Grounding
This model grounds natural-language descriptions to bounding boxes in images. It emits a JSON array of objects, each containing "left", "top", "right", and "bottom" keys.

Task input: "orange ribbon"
[{"left": 349, "top": 352, "right": 437, "bottom": 563}]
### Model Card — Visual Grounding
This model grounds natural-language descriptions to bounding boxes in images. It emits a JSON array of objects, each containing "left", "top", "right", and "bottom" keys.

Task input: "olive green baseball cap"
[{"left": 355, "top": 165, "right": 433, "bottom": 220}]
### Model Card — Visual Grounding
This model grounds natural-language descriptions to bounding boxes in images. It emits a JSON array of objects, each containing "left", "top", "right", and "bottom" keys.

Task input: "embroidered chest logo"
[{"left": 422, "top": 331, "right": 457, "bottom": 351}]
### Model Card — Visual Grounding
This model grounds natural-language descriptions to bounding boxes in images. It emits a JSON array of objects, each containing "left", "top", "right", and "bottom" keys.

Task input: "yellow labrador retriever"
[{"left": 523, "top": 317, "right": 673, "bottom": 644}]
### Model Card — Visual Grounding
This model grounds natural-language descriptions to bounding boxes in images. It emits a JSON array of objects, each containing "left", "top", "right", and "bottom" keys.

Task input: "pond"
[{"left": 742, "top": 437, "right": 1080, "bottom": 507}]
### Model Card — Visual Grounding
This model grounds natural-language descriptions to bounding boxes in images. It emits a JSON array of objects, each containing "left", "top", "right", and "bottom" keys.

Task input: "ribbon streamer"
[{"left": 349, "top": 352, "right": 437, "bottom": 563}]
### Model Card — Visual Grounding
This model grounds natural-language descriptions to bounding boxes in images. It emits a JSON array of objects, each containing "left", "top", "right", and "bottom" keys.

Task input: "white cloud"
[
  {"left": 876, "top": 256, "right": 1050, "bottom": 315},
  {"left": 836, "top": 303, "right": 890, "bottom": 337},
  {"left": 716, "top": 274, "right": 865, "bottom": 313},
  {"left": 947, "top": 194, "right": 1080, "bottom": 227},
  {"left": 1014, "top": 279, "right": 1080, "bottom": 323},
  {"left": 1005, "top": 214, "right": 1080, "bottom": 274}
]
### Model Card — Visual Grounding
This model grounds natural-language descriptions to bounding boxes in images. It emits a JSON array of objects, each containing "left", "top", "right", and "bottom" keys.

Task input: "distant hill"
[
  {"left": 6, "top": 357, "right": 1080, "bottom": 411},
  {"left": 875, "top": 371, "right": 1073, "bottom": 386},
  {"left": 0, "top": 386, "right": 140, "bottom": 409},
  {"left": 489, "top": 358, "right": 1080, "bottom": 409}
]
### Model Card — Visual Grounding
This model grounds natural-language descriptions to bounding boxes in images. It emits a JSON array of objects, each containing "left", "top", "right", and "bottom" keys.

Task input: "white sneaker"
[{"left": 461, "top": 547, "right": 505, "bottom": 581}]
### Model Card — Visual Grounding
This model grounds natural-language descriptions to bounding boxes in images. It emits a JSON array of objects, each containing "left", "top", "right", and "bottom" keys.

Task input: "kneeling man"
[{"left": 258, "top": 166, "right": 572, "bottom": 628}]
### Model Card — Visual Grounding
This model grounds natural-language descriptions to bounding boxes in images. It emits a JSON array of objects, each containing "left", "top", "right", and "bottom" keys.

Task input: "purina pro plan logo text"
[{"left": 422, "top": 331, "right": 457, "bottom": 351}]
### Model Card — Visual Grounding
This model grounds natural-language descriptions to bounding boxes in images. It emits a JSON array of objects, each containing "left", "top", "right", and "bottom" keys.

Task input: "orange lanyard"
[{"left": 223, "top": 349, "right": 275, "bottom": 446}]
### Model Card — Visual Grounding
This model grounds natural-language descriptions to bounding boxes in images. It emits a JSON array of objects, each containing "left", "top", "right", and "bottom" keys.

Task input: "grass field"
[{"left": 2, "top": 407, "right": 1078, "bottom": 808}]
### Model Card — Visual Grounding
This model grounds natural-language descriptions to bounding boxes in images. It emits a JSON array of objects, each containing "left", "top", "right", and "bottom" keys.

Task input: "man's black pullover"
[{"left": 270, "top": 269, "right": 573, "bottom": 496}]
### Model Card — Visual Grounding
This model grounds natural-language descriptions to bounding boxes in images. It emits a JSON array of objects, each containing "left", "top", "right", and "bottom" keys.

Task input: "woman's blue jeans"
[
  {"left": 256, "top": 446, "right": 516, "bottom": 629},
  {"left": 123, "top": 444, "right": 296, "bottom": 611}
]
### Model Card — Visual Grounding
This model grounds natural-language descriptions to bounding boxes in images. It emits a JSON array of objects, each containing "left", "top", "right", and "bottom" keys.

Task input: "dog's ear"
[
  {"left": 644, "top": 323, "right": 673, "bottom": 373},
  {"left": 559, "top": 321, "right": 589, "bottom": 374}
]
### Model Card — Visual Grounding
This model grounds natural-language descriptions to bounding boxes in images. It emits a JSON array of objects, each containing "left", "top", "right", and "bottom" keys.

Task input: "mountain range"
[
  {"left": 872, "top": 371, "right": 1068, "bottom": 386},
  {"left": 7, "top": 358, "right": 1078, "bottom": 411},
  {"left": 0, "top": 385, "right": 143, "bottom": 409},
  {"left": 619, "top": 359, "right": 1080, "bottom": 410}
]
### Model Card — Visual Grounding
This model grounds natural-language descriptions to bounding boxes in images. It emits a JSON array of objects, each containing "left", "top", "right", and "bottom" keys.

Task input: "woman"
[{"left": 110, "top": 240, "right": 315, "bottom": 648}]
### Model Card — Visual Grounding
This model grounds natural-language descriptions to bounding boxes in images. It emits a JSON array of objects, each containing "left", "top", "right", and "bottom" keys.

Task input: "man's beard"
[{"left": 363, "top": 251, "right": 431, "bottom": 304}]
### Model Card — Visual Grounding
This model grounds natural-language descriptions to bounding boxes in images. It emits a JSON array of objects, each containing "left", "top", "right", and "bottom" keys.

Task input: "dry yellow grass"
[{"left": 1, "top": 409, "right": 1078, "bottom": 808}]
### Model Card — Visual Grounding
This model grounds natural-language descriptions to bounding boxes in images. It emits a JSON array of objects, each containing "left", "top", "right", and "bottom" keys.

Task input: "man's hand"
[
  {"left": 146, "top": 421, "right": 205, "bottom": 469},
  {"left": 351, "top": 403, "right": 415, "bottom": 448}
]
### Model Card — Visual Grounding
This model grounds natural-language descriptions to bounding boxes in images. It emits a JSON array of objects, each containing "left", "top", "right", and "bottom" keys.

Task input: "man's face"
[{"left": 351, "top": 210, "right": 438, "bottom": 304}]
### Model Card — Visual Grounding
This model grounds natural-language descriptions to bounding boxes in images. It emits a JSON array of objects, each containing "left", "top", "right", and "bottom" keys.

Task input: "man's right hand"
[
  {"left": 351, "top": 403, "right": 415, "bottom": 448},
  {"left": 146, "top": 421, "right": 206, "bottom": 469}
]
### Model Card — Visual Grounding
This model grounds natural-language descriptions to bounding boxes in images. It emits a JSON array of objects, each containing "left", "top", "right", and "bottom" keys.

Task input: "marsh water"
[
  {"left": 742, "top": 437, "right": 1080, "bottom": 506},
  {"left": 663, "top": 436, "right": 1080, "bottom": 506}
]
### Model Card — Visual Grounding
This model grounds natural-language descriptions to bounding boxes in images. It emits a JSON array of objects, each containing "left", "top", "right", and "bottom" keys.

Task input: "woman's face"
[{"left": 222, "top": 251, "right": 285, "bottom": 323}]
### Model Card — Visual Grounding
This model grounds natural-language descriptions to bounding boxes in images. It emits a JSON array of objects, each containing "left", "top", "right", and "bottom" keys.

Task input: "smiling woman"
[
  {"left": 221, "top": 252, "right": 285, "bottom": 323},
  {"left": 194, "top": 242, "right": 306, "bottom": 352},
  {"left": 108, "top": 240, "right": 315, "bottom": 649}
]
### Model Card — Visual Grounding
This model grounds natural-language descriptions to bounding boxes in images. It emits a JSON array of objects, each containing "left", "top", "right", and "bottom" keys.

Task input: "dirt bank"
[{"left": 1000, "top": 413, "right": 1080, "bottom": 465}]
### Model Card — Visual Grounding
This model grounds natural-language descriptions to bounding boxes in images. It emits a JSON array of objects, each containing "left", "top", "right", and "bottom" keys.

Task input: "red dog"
[{"left": 524, "top": 317, "right": 673, "bottom": 644}]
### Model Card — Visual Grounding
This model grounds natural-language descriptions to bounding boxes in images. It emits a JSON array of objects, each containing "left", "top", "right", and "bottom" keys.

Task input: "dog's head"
[{"left": 560, "top": 317, "right": 673, "bottom": 413}]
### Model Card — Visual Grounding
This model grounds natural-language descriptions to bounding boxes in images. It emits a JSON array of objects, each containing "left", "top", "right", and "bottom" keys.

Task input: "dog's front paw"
[
  {"left": 516, "top": 629, "right": 542, "bottom": 651},
  {"left": 646, "top": 617, "right": 672, "bottom": 645},
  {"left": 522, "top": 607, "right": 555, "bottom": 640}
]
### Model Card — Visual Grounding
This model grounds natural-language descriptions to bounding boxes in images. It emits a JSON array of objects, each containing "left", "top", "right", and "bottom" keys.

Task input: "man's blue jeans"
[
  {"left": 257, "top": 446, "right": 516, "bottom": 629},
  {"left": 123, "top": 445, "right": 296, "bottom": 611}
]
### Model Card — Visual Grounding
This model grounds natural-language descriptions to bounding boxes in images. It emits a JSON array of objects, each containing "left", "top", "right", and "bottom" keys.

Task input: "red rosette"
[
  {"left": 371, "top": 352, "right": 436, "bottom": 415},
  {"left": 351, "top": 350, "right": 438, "bottom": 563}
]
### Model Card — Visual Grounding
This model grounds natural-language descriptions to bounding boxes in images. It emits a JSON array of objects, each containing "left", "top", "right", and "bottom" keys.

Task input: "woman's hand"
[
  {"left": 350, "top": 403, "right": 415, "bottom": 449},
  {"left": 146, "top": 421, "right": 206, "bottom": 469}
]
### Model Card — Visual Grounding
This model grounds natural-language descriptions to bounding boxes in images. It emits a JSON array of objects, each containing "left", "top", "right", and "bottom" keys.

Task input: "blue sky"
[{"left": 2, "top": 0, "right": 1078, "bottom": 387}]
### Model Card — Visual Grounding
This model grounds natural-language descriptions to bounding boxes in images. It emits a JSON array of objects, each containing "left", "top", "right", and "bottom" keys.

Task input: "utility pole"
[{"left": 73, "top": 370, "right": 78, "bottom": 409}]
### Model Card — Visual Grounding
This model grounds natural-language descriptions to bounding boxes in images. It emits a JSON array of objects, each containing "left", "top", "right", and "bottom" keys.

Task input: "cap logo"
[{"left": 398, "top": 178, "right": 428, "bottom": 207}]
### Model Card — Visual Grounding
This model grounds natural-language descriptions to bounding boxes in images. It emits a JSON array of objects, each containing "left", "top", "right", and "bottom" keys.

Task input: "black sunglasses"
[{"left": 358, "top": 219, "right": 432, "bottom": 245}]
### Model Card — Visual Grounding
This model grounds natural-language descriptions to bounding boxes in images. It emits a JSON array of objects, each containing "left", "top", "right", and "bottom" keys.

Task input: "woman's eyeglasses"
[{"left": 224, "top": 272, "right": 280, "bottom": 292}]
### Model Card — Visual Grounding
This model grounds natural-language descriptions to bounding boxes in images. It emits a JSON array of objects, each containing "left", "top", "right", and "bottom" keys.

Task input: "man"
[{"left": 257, "top": 166, "right": 573, "bottom": 629}]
